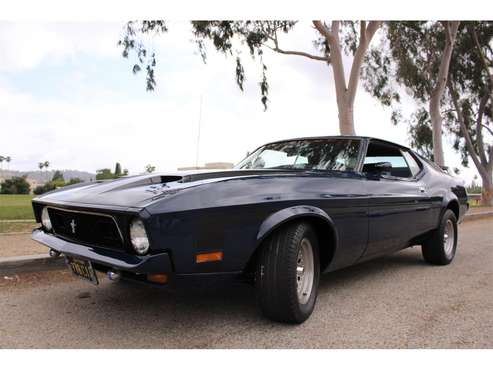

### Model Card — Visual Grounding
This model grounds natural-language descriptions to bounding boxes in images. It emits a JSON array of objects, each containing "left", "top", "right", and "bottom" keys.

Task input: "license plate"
[{"left": 66, "top": 257, "right": 99, "bottom": 285}]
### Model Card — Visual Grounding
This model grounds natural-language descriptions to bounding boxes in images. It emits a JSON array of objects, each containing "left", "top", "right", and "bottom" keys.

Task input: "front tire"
[
  {"left": 422, "top": 209, "right": 458, "bottom": 265},
  {"left": 255, "top": 222, "right": 320, "bottom": 324}
]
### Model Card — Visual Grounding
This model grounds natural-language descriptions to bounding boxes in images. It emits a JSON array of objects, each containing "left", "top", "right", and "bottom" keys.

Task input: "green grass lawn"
[{"left": 0, "top": 194, "right": 35, "bottom": 220}]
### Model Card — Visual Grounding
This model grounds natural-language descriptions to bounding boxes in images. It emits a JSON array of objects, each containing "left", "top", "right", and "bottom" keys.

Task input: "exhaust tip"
[
  {"left": 49, "top": 249, "right": 61, "bottom": 258},
  {"left": 107, "top": 271, "right": 121, "bottom": 282}
]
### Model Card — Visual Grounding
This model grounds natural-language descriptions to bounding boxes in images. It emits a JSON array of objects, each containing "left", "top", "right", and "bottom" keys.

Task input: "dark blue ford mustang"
[{"left": 32, "top": 136, "right": 468, "bottom": 323}]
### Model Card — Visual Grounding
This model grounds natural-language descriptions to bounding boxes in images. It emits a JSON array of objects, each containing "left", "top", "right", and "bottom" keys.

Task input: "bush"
[
  {"left": 33, "top": 182, "right": 56, "bottom": 195},
  {"left": 33, "top": 178, "right": 84, "bottom": 195},
  {"left": 67, "top": 177, "right": 82, "bottom": 185},
  {"left": 96, "top": 168, "right": 115, "bottom": 180},
  {"left": 33, "top": 185, "right": 44, "bottom": 195},
  {"left": 0, "top": 176, "right": 31, "bottom": 194},
  {"left": 96, "top": 164, "right": 128, "bottom": 180},
  {"left": 52, "top": 170, "right": 65, "bottom": 182}
]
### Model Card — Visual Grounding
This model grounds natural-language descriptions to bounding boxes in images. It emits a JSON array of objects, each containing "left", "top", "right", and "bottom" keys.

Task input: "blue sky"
[{"left": 0, "top": 21, "right": 480, "bottom": 183}]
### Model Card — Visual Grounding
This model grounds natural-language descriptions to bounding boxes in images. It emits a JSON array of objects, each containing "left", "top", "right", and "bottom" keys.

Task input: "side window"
[
  {"left": 401, "top": 150, "right": 422, "bottom": 177},
  {"left": 363, "top": 141, "right": 413, "bottom": 178}
]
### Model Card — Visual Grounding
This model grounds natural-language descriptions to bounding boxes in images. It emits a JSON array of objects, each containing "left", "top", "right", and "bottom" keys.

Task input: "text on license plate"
[{"left": 66, "top": 257, "right": 99, "bottom": 285}]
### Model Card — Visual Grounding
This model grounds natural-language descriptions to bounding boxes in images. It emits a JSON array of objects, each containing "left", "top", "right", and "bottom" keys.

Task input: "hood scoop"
[{"left": 100, "top": 175, "right": 183, "bottom": 193}]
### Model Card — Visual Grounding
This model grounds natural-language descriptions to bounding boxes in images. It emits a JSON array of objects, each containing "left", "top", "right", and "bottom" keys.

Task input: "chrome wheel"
[
  {"left": 443, "top": 219, "right": 455, "bottom": 257},
  {"left": 296, "top": 238, "right": 314, "bottom": 305}
]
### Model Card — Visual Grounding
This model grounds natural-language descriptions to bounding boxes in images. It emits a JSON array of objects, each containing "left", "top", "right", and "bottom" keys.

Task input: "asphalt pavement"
[{"left": 1, "top": 218, "right": 492, "bottom": 348}]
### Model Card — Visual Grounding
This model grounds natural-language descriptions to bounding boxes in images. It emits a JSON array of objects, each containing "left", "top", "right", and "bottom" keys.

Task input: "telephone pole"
[{"left": 195, "top": 95, "right": 203, "bottom": 168}]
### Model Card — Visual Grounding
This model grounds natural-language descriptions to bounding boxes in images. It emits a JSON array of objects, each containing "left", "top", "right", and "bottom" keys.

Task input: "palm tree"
[
  {"left": 38, "top": 162, "right": 46, "bottom": 183},
  {"left": 0, "top": 156, "right": 4, "bottom": 178},
  {"left": 44, "top": 161, "right": 50, "bottom": 182},
  {"left": 5, "top": 156, "right": 11, "bottom": 171},
  {"left": 145, "top": 164, "right": 156, "bottom": 173}
]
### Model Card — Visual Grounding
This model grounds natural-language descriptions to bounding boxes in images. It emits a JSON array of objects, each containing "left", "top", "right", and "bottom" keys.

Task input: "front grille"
[{"left": 48, "top": 207, "right": 123, "bottom": 250}]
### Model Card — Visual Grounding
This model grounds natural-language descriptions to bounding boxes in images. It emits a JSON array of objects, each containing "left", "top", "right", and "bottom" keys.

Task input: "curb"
[
  {"left": 0, "top": 212, "right": 492, "bottom": 275},
  {"left": 0, "top": 232, "right": 32, "bottom": 236},
  {"left": 463, "top": 211, "right": 493, "bottom": 222},
  {"left": 0, "top": 254, "right": 64, "bottom": 275},
  {"left": 0, "top": 219, "right": 36, "bottom": 223}
]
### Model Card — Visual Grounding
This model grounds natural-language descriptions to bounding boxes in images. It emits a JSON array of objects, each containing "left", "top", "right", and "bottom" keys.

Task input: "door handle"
[{"left": 419, "top": 186, "right": 426, "bottom": 193}]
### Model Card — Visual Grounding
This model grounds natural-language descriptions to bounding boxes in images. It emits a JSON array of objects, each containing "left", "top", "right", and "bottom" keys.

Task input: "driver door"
[{"left": 362, "top": 141, "right": 432, "bottom": 259}]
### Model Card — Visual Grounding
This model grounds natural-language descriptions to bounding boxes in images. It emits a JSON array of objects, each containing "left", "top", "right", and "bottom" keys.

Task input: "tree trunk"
[
  {"left": 315, "top": 20, "right": 380, "bottom": 136},
  {"left": 449, "top": 81, "right": 493, "bottom": 207},
  {"left": 327, "top": 22, "right": 356, "bottom": 136},
  {"left": 429, "top": 104, "right": 445, "bottom": 166},
  {"left": 335, "top": 91, "right": 356, "bottom": 135},
  {"left": 481, "top": 176, "right": 493, "bottom": 206},
  {"left": 429, "top": 21, "right": 460, "bottom": 167}
]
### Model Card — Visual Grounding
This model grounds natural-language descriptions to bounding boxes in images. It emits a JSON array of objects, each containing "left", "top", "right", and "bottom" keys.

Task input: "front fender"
[{"left": 256, "top": 205, "right": 337, "bottom": 246}]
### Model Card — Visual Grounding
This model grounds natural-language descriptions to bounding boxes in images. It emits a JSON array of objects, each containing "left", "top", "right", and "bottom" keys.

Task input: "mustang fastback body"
[{"left": 31, "top": 136, "right": 468, "bottom": 323}]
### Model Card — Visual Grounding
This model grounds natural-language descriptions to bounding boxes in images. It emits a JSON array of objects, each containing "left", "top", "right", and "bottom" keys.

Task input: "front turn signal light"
[
  {"left": 195, "top": 251, "right": 223, "bottom": 264},
  {"left": 147, "top": 273, "right": 168, "bottom": 284}
]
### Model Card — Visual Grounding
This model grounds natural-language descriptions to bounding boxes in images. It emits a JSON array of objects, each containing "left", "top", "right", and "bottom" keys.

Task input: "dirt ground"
[{"left": 1, "top": 218, "right": 492, "bottom": 348}]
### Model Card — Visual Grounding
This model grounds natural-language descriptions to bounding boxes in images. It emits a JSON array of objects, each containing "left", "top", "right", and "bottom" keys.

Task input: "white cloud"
[
  {"left": 0, "top": 22, "right": 121, "bottom": 72},
  {"left": 0, "top": 21, "right": 483, "bottom": 185}
]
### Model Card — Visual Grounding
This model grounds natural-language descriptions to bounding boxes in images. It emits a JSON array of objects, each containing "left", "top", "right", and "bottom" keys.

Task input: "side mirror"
[{"left": 363, "top": 161, "right": 392, "bottom": 176}]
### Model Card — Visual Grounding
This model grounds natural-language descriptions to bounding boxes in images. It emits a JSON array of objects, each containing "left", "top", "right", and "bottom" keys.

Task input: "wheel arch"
[
  {"left": 441, "top": 191, "right": 460, "bottom": 221},
  {"left": 446, "top": 199, "right": 460, "bottom": 220},
  {"left": 245, "top": 206, "right": 338, "bottom": 274}
]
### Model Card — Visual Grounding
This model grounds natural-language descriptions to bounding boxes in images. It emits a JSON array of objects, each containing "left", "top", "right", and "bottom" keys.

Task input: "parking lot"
[{"left": 1, "top": 218, "right": 492, "bottom": 348}]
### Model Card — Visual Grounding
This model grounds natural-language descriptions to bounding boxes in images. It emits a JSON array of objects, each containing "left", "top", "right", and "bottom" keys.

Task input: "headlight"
[
  {"left": 41, "top": 207, "right": 52, "bottom": 231},
  {"left": 130, "top": 218, "right": 150, "bottom": 255}
]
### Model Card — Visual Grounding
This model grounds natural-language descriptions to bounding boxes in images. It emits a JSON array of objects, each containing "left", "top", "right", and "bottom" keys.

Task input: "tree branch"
[
  {"left": 444, "top": 21, "right": 453, "bottom": 43},
  {"left": 448, "top": 81, "right": 488, "bottom": 177},
  {"left": 331, "top": 21, "right": 340, "bottom": 41},
  {"left": 428, "top": 21, "right": 460, "bottom": 166},
  {"left": 266, "top": 34, "right": 329, "bottom": 62},
  {"left": 312, "top": 21, "right": 335, "bottom": 43},
  {"left": 481, "top": 123, "right": 493, "bottom": 137},
  {"left": 313, "top": 20, "right": 347, "bottom": 94},
  {"left": 269, "top": 47, "right": 330, "bottom": 61},
  {"left": 470, "top": 23, "right": 493, "bottom": 99},
  {"left": 476, "top": 93, "right": 489, "bottom": 165},
  {"left": 366, "top": 21, "right": 381, "bottom": 39},
  {"left": 360, "top": 21, "right": 366, "bottom": 42},
  {"left": 347, "top": 21, "right": 381, "bottom": 105},
  {"left": 489, "top": 144, "right": 493, "bottom": 169}
]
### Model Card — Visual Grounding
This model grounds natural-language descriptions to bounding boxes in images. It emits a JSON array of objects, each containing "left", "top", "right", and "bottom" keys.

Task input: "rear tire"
[
  {"left": 422, "top": 209, "right": 458, "bottom": 265},
  {"left": 255, "top": 222, "right": 320, "bottom": 324}
]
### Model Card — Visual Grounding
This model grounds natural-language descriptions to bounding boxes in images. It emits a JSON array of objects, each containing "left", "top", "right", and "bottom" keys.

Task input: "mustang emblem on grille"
[{"left": 70, "top": 219, "right": 76, "bottom": 234}]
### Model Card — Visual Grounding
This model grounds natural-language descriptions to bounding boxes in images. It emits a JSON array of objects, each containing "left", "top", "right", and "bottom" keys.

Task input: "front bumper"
[{"left": 32, "top": 229, "right": 173, "bottom": 275}]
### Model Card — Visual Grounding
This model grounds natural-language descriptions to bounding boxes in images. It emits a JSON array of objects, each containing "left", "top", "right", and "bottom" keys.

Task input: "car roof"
[{"left": 265, "top": 135, "right": 413, "bottom": 151}]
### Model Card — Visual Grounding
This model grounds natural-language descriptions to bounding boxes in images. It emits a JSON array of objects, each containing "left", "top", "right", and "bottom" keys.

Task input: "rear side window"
[{"left": 401, "top": 150, "right": 422, "bottom": 177}]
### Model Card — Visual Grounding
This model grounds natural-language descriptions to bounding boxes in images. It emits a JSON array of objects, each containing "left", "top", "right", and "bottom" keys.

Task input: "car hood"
[{"left": 33, "top": 169, "right": 305, "bottom": 209}]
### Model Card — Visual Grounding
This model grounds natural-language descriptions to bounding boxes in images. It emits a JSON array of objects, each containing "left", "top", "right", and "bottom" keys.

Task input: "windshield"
[{"left": 235, "top": 139, "right": 361, "bottom": 171}]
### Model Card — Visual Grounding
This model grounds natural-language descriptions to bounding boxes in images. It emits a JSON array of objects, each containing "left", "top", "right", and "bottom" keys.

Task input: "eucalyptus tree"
[
  {"left": 445, "top": 22, "right": 493, "bottom": 205},
  {"left": 363, "top": 21, "right": 493, "bottom": 205},
  {"left": 361, "top": 21, "right": 459, "bottom": 167},
  {"left": 119, "top": 20, "right": 381, "bottom": 135}
]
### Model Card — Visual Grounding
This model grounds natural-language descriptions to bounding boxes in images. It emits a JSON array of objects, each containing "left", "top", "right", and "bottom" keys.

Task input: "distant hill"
[{"left": 0, "top": 169, "right": 95, "bottom": 183}]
